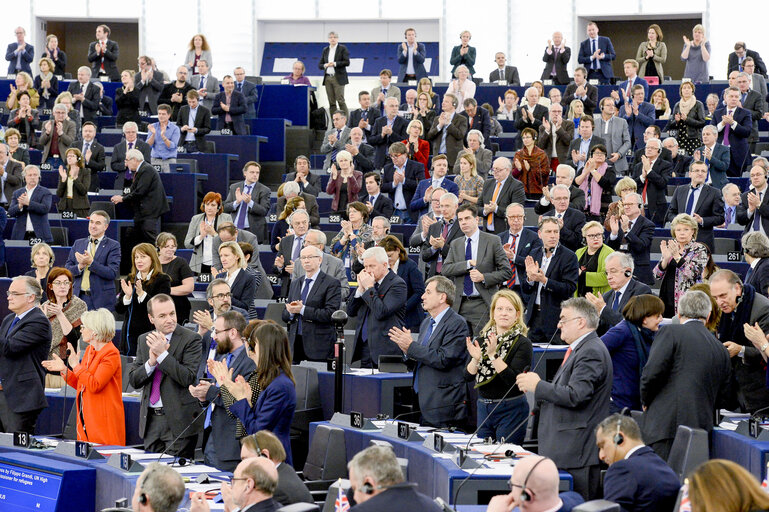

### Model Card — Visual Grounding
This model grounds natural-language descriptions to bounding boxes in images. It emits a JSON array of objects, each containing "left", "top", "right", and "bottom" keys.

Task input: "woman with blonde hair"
[
  {"left": 26, "top": 242, "right": 54, "bottom": 291},
  {"left": 688, "top": 459, "right": 769, "bottom": 512},
  {"left": 636, "top": 24, "right": 667, "bottom": 83},
  {"left": 42, "top": 34, "right": 67, "bottom": 75},
  {"left": 325, "top": 150, "right": 362, "bottom": 215},
  {"left": 34, "top": 57, "right": 59, "bottom": 110},
  {"left": 56, "top": 147, "right": 90, "bottom": 218},
  {"left": 415, "top": 92, "right": 436, "bottom": 132},
  {"left": 604, "top": 176, "right": 639, "bottom": 231},
  {"left": 567, "top": 99, "right": 584, "bottom": 138},
  {"left": 650, "top": 89, "right": 671, "bottom": 119},
  {"left": 6, "top": 71, "right": 39, "bottom": 110},
  {"left": 416, "top": 78, "right": 439, "bottom": 110},
  {"left": 465, "top": 289, "right": 532, "bottom": 443},
  {"left": 455, "top": 152, "right": 484, "bottom": 205},
  {"left": 215, "top": 241, "right": 257, "bottom": 318},
  {"left": 402, "top": 119, "right": 430, "bottom": 178},
  {"left": 682, "top": 24, "right": 711, "bottom": 83},
  {"left": 665, "top": 81, "right": 706, "bottom": 155}
]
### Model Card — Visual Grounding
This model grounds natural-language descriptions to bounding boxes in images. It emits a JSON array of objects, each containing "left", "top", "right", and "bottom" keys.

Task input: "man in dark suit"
[
  {"left": 736, "top": 165, "right": 769, "bottom": 235},
  {"left": 134, "top": 55, "right": 165, "bottom": 114},
  {"left": 73, "top": 121, "right": 106, "bottom": 191},
  {"left": 176, "top": 90, "right": 212, "bottom": 153},
  {"left": 233, "top": 67, "right": 259, "bottom": 117},
  {"left": 369, "top": 98, "right": 408, "bottom": 169},
  {"left": 223, "top": 161, "right": 271, "bottom": 243},
  {"left": 347, "top": 91, "right": 380, "bottom": 143},
  {"left": 535, "top": 184, "right": 586, "bottom": 252},
  {"left": 665, "top": 161, "right": 724, "bottom": 251},
  {"left": 397, "top": 28, "right": 428, "bottom": 82},
  {"left": 110, "top": 122, "right": 153, "bottom": 188},
  {"left": 607, "top": 192, "right": 656, "bottom": 285},
  {"left": 460, "top": 98, "right": 492, "bottom": 144},
  {"left": 577, "top": 22, "right": 615, "bottom": 84},
  {"left": 489, "top": 52, "right": 521, "bottom": 85},
  {"left": 346, "top": 127, "right": 376, "bottom": 173},
  {"left": 541, "top": 31, "right": 571, "bottom": 85},
  {"left": 247, "top": 430, "right": 314, "bottom": 507},
  {"left": 5, "top": 27, "right": 33, "bottom": 75},
  {"left": 743, "top": 232, "right": 769, "bottom": 297},
  {"left": 631, "top": 138, "right": 672, "bottom": 225},
  {"left": 517, "top": 297, "right": 612, "bottom": 499},
  {"left": 67, "top": 67, "right": 101, "bottom": 122},
  {"left": 713, "top": 87, "right": 753, "bottom": 177},
  {"left": 410, "top": 155, "right": 459, "bottom": 219},
  {"left": 347, "top": 247, "right": 407, "bottom": 368},
  {"left": 514, "top": 88, "right": 549, "bottom": 148},
  {"left": 442, "top": 203, "right": 512, "bottom": 336},
  {"left": 538, "top": 103, "right": 575, "bottom": 171},
  {"left": 212, "top": 75, "right": 248, "bottom": 135},
  {"left": 630, "top": 125, "right": 674, "bottom": 168},
  {"left": 641, "top": 290, "right": 731, "bottom": 460},
  {"left": 390, "top": 276, "right": 469, "bottom": 428},
  {"left": 360, "top": 172, "right": 394, "bottom": 220},
  {"left": 320, "top": 111, "right": 351, "bottom": 171},
  {"left": 272, "top": 210, "right": 311, "bottom": 298},
  {"left": 427, "top": 93, "right": 468, "bottom": 168},
  {"left": 8, "top": 165, "right": 53, "bottom": 243},
  {"left": 319, "top": 31, "right": 350, "bottom": 116},
  {"left": 296, "top": 230, "right": 350, "bottom": 300},
  {"left": 490, "top": 456, "right": 585, "bottom": 512},
  {"left": 737, "top": 72, "right": 766, "bottom": 155},
  {"left": 694, "top": 126, "right": 731, "bottom": 192},
  {"left": 663, "top": 137, "right": 693, "bottom": 178},
  {"left": 419, "top": 191, "right": 461, "bottom": 278},
  {"left": 478, "top": 158, "right": 527, "bottom": 234},
  {"left": 619, "top": 85, "right": 655, "bottom": 151},
  {"left": 596, "top": 414, "right": 681, "bottom": 512},
  {"left": 0, "top": 143, "right": 23, "bottom": 208},
  {"left": 189, "top": 310, "right": 255, "bottom": 472},
  {"left": 65, "top": 210, "right": 121, "bottom": 311},
  {"left": 284, "top": 155, "right": 321, "bottom": 196},
  {"left": 128, "top": 294, "right": 202, "bottom": 459},
  {"left": 381, "top": 142, "right": 422, "bottom": 222},
  {"left": 159, "top": 66, "right": 195, "bottom": 120},
  {"left": 586, "top": 252, "right": 652, "bottom": 336},
  {"left": 535, "top": 165, "right": 586, "bottom": 213},
  {"left": 277, "top": 181, "right": 320, "bottom": 228},
  {"left": 728, "top": 42, "right": 767, "bottom": 77},
  {"left": 87, "top": 25, "right": 120, "bottom": 81},
  {"left": 564, "top": 117, "right": 604, "bottom": 171},
  {"left": 522, "top": 218, "right": 579, "bottom": 344},
  {"left": 282, "top": 246, "right": 341, "bottom": 362},
  {"left": 0, "top": 276, "right": 50, "bottom": 433},
  {"left": 612, "top": 59, "right": 649, "bottom": 103},
  {"left": 110, "top": 150, "right": 169, "bottom": 244},
  {"left": 500, "top": 202, "right": 543, "bottom": 305},
  {"left": 563, "top": 67, "right": 598, "bottom": 113}
]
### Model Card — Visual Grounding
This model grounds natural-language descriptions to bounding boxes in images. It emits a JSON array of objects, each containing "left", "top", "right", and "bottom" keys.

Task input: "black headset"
[
  {"left": 613, "top": 418, "right": 624, "bottom": 445},
  {"left": 139, "top": 493, "right": 148, "bottom": 505},
  {"left": 361, "top": 482, "right": 376, "bottom": 495},
  {"left": 519, "top": 457, "right": 547, "bottom": 502},
  {"left": 624, "top": 269, "right": 632, "bottom": 278}
]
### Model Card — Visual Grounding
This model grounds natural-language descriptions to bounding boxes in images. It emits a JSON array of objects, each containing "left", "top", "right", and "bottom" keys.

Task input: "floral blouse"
[{"left": 653, "top": 241, "right": 709, "bottom": 312}]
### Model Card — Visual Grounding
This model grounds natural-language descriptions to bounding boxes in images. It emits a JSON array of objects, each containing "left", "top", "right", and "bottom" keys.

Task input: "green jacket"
[{"left": 574, "top": 244, "right": 614, "bottom": 296}]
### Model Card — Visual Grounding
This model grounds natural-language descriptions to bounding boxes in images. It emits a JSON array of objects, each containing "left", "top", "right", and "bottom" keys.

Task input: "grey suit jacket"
[
  {"left": 442, "top": 230, "right": 512, "bottom": 307},
  {"left": 453, "top": 148, "right": 493, "bottom": 175},
  {"left": 537, "top": 121, "right": 575, "bottom": 163},
  {"left": 0, "top": 159, "right": 23, "bottom": 204},
  {"left": 133, "top": 70, "right": 165, "bottom": 114},
  {"left": 39, "top": 118, "right": 77, "bottom": 161},
  {"left": 294, "top": 252, "right": 350, "bottom": 299},
  {"left": 184, "top": 212, "right": 234, "bottom": 272},
  {"left": 593, "top": 116, "right": 631, "bottom": 173},
  {"left": 751, "top": 74, "right": 768, "bottom": 101},
  {"left": 320, "top": 126, "right": 352, "bottom": 170},
  {"left": 193, "top": 74, "right": 220, "bottom": 110},
  {"left": 371, "top": 85, "right": 402, "bottom": 108},
  {"left": 535, "top": 331, "right": 612, "bottom": 469}
]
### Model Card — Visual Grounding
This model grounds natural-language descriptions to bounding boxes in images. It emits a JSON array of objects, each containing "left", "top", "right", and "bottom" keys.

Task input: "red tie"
[{"left": 560, "top": 346, "right": 573, "bottom": 366}]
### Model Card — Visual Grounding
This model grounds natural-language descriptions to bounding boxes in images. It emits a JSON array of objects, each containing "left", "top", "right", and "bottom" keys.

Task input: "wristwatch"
[{"left": 761, "top": 342, "right": 769, "bottom": 353}]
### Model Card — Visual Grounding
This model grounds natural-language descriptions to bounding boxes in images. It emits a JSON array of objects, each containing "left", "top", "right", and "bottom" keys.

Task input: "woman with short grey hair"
[{"left": 742, "top": 232, "right": 769, "bottom": 297}]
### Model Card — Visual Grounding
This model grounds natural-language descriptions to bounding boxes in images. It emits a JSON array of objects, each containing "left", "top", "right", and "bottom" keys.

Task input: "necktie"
[
  {"left": 199, "top": 76, "right": 205, "bottom": 89},
  {"left": 7, "top": 316, "right": 19, "bottom": 335},
  {"left": 235, "top": 184, "right": 253, "bottom": 229},
  {"left": 487, "top": 182, "right": 501, "bottom": 229},
  {"left": 499, "top": 69, "right": 504, "bottom": 81},
  {"left": 506, "top": 233, "right": 519, "bottom": 288},
  {"left": 149, "top": 363, "right": 163, "bottom": 405},
  {"left": 84, "top": 141, "right": 90, "bottom": 154},
  {"left": 742, "top": 93, "right": 747, "bottom": 104},
  {"left": 128, "top": 142, "right": 133, "bottom": 150},
  {"left": 370, "top": 196, "right": 375, "bottom": 205},
  {"left": 746, "top": 266, "right": 755, "bottom": 284},
  {"left": 726, "top": 206, "right": 734, "bottom": 225},
  {"left": 297, "top": 278, "right": 313, "bottom": 335},
  {"left": 435, "top": 220, "right": 451, "bottom": 274},
  {"left": 330, "top": 130, "right": 342, "bottom": 162},
  {"left": 723, "top": 110, "right": 732, "bottom": 145},
  {"left": 591, "top": 40, "right": 597, "bottom": 69},
  {"left": 685, "top": 187, "right": 698, "bottom": 215},
  {"left": 237, "top": 82, "right": 242, "bottom": 92},
  {"left": 612, "top": 291, "right": 622, "bottom": 311},
  {"left": 292, "top": 236, "right": 303, "bottom": 261},
  {"left": 754, "top": 191, "right": 763, "bottom": 231},
  {"left": 225, "top": 95, "right": 232, "bottom": 123},
  {"left": 81, "top": 239, "right": 97, "bottom": 291},
  {"left": 413, "top": 318, "right": 436, "bottom": 394},
  {"left": 464, "top": 238, "right": 474, "bottom": 296},
  {"left": 550, "top": 48, "right": 558, "bottom": 75},
  {"left": 561, "top": 346, "right": 573, "bottom": 366}
]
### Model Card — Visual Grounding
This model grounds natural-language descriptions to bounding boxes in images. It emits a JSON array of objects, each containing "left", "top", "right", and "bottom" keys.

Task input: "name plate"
[
  {"left": 60, "top": 211, "right": 77, "bottom": 220},
  {"left": 267, "top": 275, "right": 279, "bottom": 285},
  {"left": 543, "top": 79, "right": 553, "bottom": 86},
  {"left": 727, "top": 251, "right": 741, "bottom": 262},
  {"left": 389, "top": 216, "right": 402, "bottom": 225},
  {"left": 197, "top": 273, "right": 212, "bottom": 283},
  {"left": 268, "top": 214, "right": 278, "bottom": 222},
  {"left": 138, "top": 110, "right": 150, "bottom": 117},
  {"left": 152, "top": 164, "right": 163, "bottom": 172},
  {"left": 329, "top": 214, "right": 341, "bottom": 223},
  {"left": 397, "top": 422, "right": 411, "bottom": 440},
  {"left": 433, "top": 433, "right": 445, "bottom": 452},
  {"left": 40, "top": 163, "right": 52, "bottom": 170},
  {"left": 350, "top": 411, "right": 364, "bottom": 429},
  {"left": 12, "top": 432, "right": 30, "bottom": 448},
  {"left": 408, "top": 245, "right": 421, "bottom": 254},
  {"left": 497, "top": 80, "right": 508, "bottom": 86},
  {"left": 220, "top": 128, "right": 232, "bottom": 135},
  {"left": 41, "top": 109, "right": 52, "bottom": 116},
  {"left": 74, "top": 441, "right": 90, "bottom": 458},
  {"left": 28, "top": 238, "right": 42, "bottom": 246}
]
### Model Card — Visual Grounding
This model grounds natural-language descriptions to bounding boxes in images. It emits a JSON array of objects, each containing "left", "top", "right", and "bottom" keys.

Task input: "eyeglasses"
[
  {"left": 6, "top": 291, "right": 31, "bottom": 297},
  {"left": 212, "top": 293, "right": 232, "bottom": 300},
  {"left": 52, "top": 280, "right": 71, "bottom": 287},
  {"left": 300, "top": 256, "right": 321, "bottom": 261},
  {"left": 507, "top": 481, "right": 524, "bottom": 491},
  {"left": 557, "top": 317, "right": 582, "bottom": 326},
  {"left": 229, "top": 476, "right": 248, "bottom": 486},
  {"left": 507, "top": 215, "right": 525, "bottom": 220},
  {"left": 585, "top": 233, "right": 603, "bottom": 239}
]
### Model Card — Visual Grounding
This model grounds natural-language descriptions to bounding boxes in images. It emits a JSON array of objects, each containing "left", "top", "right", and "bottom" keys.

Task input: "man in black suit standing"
[
  {"left": 369, "top": 98, "right": 408, "bottom": 169},
  {"left": 420, "top": 192, "right": 461, "bottom": 278},
  {"left": 381, "top": 142, "right": 422, "bottom": 222},
  {"left": 535, "top": 184, "right": 586, "bottom": 252},
  {"left": 347, "top": 247, "right": 407, "bottom": 368},
  {"left": 564, "top": 116, "right": 605, "bottom": 172},
  {"left": 607, "top": 192, "right": 655, "bottom": 285},
  {"left": 541, "top": 31, "right": 571, "bottom": 85},
  {"left": 110, "top": 148, "right": 169, "bottom": 244},
  {"left": 641, "top": 290, "right": 731, "bottom": 460},
  {"left": 479, "top": 158, "right": 526, "bottom": 234},
  {"left": 223, "top": 161, "right": 271, "bottom": 243},
  {"left": 319, "top": 31, "right": 350, "bottom": 116},
  {"left": 177, "top": 90, "right": 211, "bottom": 154},
  {"left": 737, "top": 72, "right": 766, "bottom": 155},
  {"left": 347, "top": 91, "right": 380, "bottom": 143},
  {"left": 586, "top": 252, "right": 652, "bottom": 336},
  {"left": 500, "top": 202, "right": 543, "bottom": 305},
  {"left": 282, "top": 246, "right": 341, "bottom": 363},
  {"left": 73, "top": 121, "right": 105, "bottom": 192},
  {"left": 665, "top": 160, "right": 724, "bottom": 252},
  {"left": 360, "top": 172, "right": 394, "bottom": 221},
  {"left": 0, "top": 276, "right": 50, "bottom": 433},
  {"left": 110, "top": 122, "right": 152, "bottom": 189},
  {"left": 159, "top": 66, "right": 194, "bottom": 120},
  {"left": 489, "top": 52, "right": 521, "bottom": 85},
  {"left": 595, "top": 414, "right": 681, "bottom": 512},
  {"left": 460, "top": 98, "right": 492, "bottom": 144},
  {"left": 67, "top": 66, "right": 101, "bottom": 122},
  {"left": 134, "top": 55, "right": 165, "bottom": 115},
  {"left": 389, "top": 276, "right": 469, "bottom": 428},
  {"left": 233, "top": 67, "right": 259, "bottom": 117},
  {"left": 284, "top": 156, "right": 321, "bottom": 196},
  {"left": 737, "top": 165, "right": 769, "bottom": 236},
  {"left": 713, "top": 87, "right": 753, "bottom": 177},
  {"left": 632, "top": 138, "right": 672, "bottom": 225},
  {"left": 522, "top": 217, "right": 579, "bottom": 344},
  {"left": 517, "top": 297, "right": 612, "bottom": 499},
  {"left": 88, "top": 25, "right": 120, "bottom": 81},
  {"left": 128, "top": 294, "right": 202, "bottom": 459},
  {"left": 212, "top": 75, "right": 248, "bottom": 135},
  {"left": 728, "top": 42, "right": 767, "bottom": 77}
]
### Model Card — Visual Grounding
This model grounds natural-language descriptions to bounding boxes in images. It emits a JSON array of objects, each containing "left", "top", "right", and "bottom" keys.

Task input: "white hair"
[
  {"left": 362, "top": 246, "right": 388, "bottom": 264},
  {"left": 126, "top": 148, "right": 145, "bottom": 162},
  {"left": 467, "top": 129, "right": 485, "bottom": 148}
]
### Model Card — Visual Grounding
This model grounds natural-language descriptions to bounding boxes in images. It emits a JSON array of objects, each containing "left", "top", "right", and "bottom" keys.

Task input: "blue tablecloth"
[{"left": 711, "top": 428, "right": 769, "bottom": 481}]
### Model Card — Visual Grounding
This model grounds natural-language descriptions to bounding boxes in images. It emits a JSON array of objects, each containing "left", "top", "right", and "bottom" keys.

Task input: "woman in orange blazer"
[
  {"left": 402, "top": 119, "right": 431, "bottom": 178},
  {"left": 42, "top": 308, "right": 125, "bottom": 445}
]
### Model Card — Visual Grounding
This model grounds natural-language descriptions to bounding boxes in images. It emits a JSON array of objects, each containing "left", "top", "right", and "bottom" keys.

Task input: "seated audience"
[
  {"left": 496, "top": 89, "right": 519, "bottom": 121},
  {"left": 5, "top": 128, "right": 29, "bottom": 165},
  {"left": 284, "top": 60, "right": 311, "bottom": 85},
  {"left": 448, "top": 65, "right": 475, "bottom": 112},
  {"left": 689, "top": 460, "right": 769, "bottom": 512},
  {"left": 650, "top": 89, "right": 671, "bottom": 119},
  {"left": 284, "top": 155, "right": 321, "bottom": 196},
  {"left": 661, "top": 137, "right": 692, "bottom": 178},
  {"left": 487, "top": 456, "right": 584, "bottom": 512}
]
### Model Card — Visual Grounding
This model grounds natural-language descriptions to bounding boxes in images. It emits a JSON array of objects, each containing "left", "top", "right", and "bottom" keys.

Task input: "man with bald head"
[
  {"left": 487, "top": 456, "right": 584, "bottom": 512},
  {"left": 541, "top": 31, "right": 571, "bottom": 85},
  {"left": 159, "top": 65, "right": 194, "bottom": 119},
  {"left": 631, "top": 137, "right": 672, "bottom": 225},
  {"left": 190, "top": 457, "right": 281, "bottom": 512},
  {"left": 345, "top": 126, "right": 376, "bottom": 172}
]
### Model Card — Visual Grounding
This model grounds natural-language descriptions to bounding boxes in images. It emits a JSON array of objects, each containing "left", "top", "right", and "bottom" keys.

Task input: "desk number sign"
[
  {"left": 350, "top": 411, "right": 364, "bottom": 429},
  {"left": 75, "top": 440, "right": 90, "bottom": 458},
  {"left": 13, "top": 431, "right": 30, "bottom": 448},
  {"left": 397, "top": 422, "right": 410, "bottom": 440}
]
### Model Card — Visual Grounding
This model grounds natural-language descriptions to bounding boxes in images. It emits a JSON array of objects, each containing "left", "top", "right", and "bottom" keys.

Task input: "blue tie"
[
  {"left": 592, "top": 40, "right": 597, "bottom": 69},
  {"left": 297, "top": 278, "right": 313, "bottom": 335},
  {"left": 237, "top": 82, "right": 242, "bottom": 92},
  {"left": 292, "top": 236, "right": 303, "bottom": 261},
  {"left": 746, "top": 266, "right": 755, "bottom": 284},
  {"left": 754, "top": 192, "right": 763, "bottom": 231},
  {"left": 205, "top": 352, "right": 235, "bottom": 428},
  {"left": 413, "top": 319, "right": 436, "bottom": 393},
  {"left": 199, "top": 76, "right": 205, "bottom": 89},
  {"left": 7, "top": 316, "right": 19, "bottom": 335},
  {"left": 464, "top": 238, "right": 474, "bottom": 296},
  {"left": 685, "top": 187, "right": 698, "bottom": 215},
  {"left": 235, "top": 184, "right": 253, "bottom": 229},
  {"left": 612, "top": 291, "right": 622, "bottom": 311}
]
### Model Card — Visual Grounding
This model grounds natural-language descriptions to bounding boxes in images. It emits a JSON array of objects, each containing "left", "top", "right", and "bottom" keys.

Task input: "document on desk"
[
  {"left": 717, "top": 422, "right": 739, "bottom": 431},
  {"left": 169, "top": 464, "right": 222, "bottom": 474}
]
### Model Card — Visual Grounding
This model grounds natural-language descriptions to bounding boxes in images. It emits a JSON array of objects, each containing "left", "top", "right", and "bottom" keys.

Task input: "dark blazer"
[
  {"left": 397, "top": 42, "right": 428, "bottom": 82},
  {"left": 514, "top": 104, "right": 548, "bottom": 147},
  {"left": 115, "top": 88, "right": 140, "bottom": 126},
  {"left": 538, "top": 207, "right": 587, "bottom": 252},
  {"left": 712, "top": 106, "right": 752, "bottom": 176},
  {"left": 632, "top": 158, "right": 673, "bottom": 225},
  {"left": 407, "top": 307, "right": 469, "bottom": 426},
  {"left": 665, "top": 184, "right": 724, "bottom": 251},
  {"left": 598, "top": 279, "right": 652, "bottom": 336},
  {"left": 236, "top": 80, "right": 259, "bottom": 116},
  {"left": 603, "top": 445, "right": 682, "bottom": 512},
  {"left": 8, "top": 186, "right": 53, "bottom": 243},
  {"left": 319, "top": 44, "right": 350, "bottom": 85},
  {"left": 746, "top": 258, "right": 769, "bottom": 298},
  {"left": 641, "top": 322, "right": 731, "bottom": 445},
  {"left": 563, "top": 136, "right": 606, "bottom": 170},
  {"left": 410, "top": 177, "right": 459, "bottom": 218},
  {"left": 72, "top": 139, "right": 106, "bottom": 185},
  {"left": 489, "top": 66, "right": 520, "bottom": 85},
  {"left": 396, "top": 257, "right": 426, "bottom": 331},
  {"left": 351, "top": 143, "right": 376, "bottom": 173},
  {"left": 284, "top": 171, "right": 321, "bottom": 197},
  {"left": 426, "top": 113, "right": 469, "bottom": 168},
  {"left": 522, "top": 245, "right": 579, "bottom": 342},
  {"left": 736, "top": 186, "right": 769, "bottom": 235},
  {"left": 65, "top": 236, "right": 121, "bottom": 311},
  {"left": 212, "top": 90, "right": 248, "bottom": 135},
  {"left": 450, "top": 45, "right": 476, "bottom": 75},
  {"left": 563, "top": 82, "right": 598, "bottom": 113},
  {"left": 541, "top": 46, "right": 572, "bottom": 84},
  {"left": 346, "top": 270, "right": 407, "bottom": 365},
  {"left": 133, "top": 70, "right": 165, "bottom": 114},
  {"left": 158, "top": 82, "right": 194, "bottom": 119},
  {"left": 368, "top": 115, "right": 409, "bottom": 169},
  {"left": 110, "top": 139, "right": 153, "bottom": 184},
  {"left": 350, "top": 485, "right": 443, "bottom": 512},
  {"left": 601, "top": 319, "right": 652, "bottom": 410},
  {"left": 121, "top": 161, "right": 170, "bottom": 221},
  {"left": 741, "top": 89, "right": 766, "bottom": 142},
  {"left": 223, "top": 180, "right": 271, "bottom": 243},
  {"left": 87, "top": 40, "right": 120, "bottom": 81},
  {"left": 381, "top": 159, "right": 423, "bottom": 212},
  {"left": 442, "top": 230, "right": 513, "bottom": 308},
  {"left": 0, "top": 307, "right": 51, "bottom": 413},
  {"left": 616, "top": 76, "right": 650, "bottom": 102},
  {"left": 577, "top": 36, "right": 616, "bottom": 79},
  {"left": 272, "top": 233, "right": 299, "bottom": 298},
  {"left": 537, "top": 121, "right": 575, "bottom": 163},
  {"left": 66, "top": 81, "right": 101, "bottom": 122},
  {"left": 461, "top": 107, "right": 492, "bottom": 144},
  {"left": 499, "top": 228, "right": 543, "bottom": 305},
  {"left": 216, "top": 270, "right": 257, "bottom": 319},
  {"left": 631, "top": 146, "right": 674, "bottom": 168},
  {"left": 347, "top": 107, "right": 380, "bottom": 140},
  {"left": 7, "top": 108, "right": 40, "bottom": 146},
  {"left": 665, "top": 101, "right": 707, "bottom": 141},
  {"left": 128, "top": 324, "right": 202, "bottom": 441},
  {"left": 176, "top": 104, "right": 212, "bottom": 148},
  {"left": 276, "top": 192, "right": 320, "bottom": 228},
  {"left": 55, "top": 166, "right": 90, "bottom": 213},
  {"left": 619, "top": 102, "right": 656, "bottom": 150},
  {"left": 281, "top": 271, "right": 341, "bottom": 360},
  {"left": 534, "top": 186, "right": 586, "bottom": 214},
  {"left": 274, "top": 462, "right": 314, "bottom": 506},
  {"left": 420, "top": 217, "right": 464, "bottom": 278},
  {"left": 0, "top": 159, "right": 23, "bottom": 204},
  {"left": 115, "top": 274, "right": 172, "bottom": 356},
  {"left": 606, "top": 215, "right": 656, "bottom": 285},
  {"left": 0, "top": 207, "right": 6, "bottom": 268},
  {"left": 535, "top": 331, "right": 612, "bottom": 469},
  {"left": 477, "top": 177, "right": 527, "bottom": 234},
  {"left": 5, "top": 42, "right": 34, "bottom": 74},
  {"left": 695, "top": 144, "right": 730, "bottom": 191},
  {"left": 728, "top": 49, "right": 768, "bottom": 77},
  {"left": 359, "top": 193, "right": 393, "bottom": 220}
]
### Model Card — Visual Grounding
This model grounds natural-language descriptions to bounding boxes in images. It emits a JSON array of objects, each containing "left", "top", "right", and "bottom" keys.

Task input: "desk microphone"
[
  {"left": 750, "top": 404, "right": 769, "bottom": 420},
  {"left": 156, "top": 388, "right": 220, "bottom": 464}
]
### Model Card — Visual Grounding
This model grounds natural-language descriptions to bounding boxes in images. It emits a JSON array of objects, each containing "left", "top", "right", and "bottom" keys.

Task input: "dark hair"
[
  {"left": 379, "top": 235, "right": 407, "bottom": 262},
  {"left": 589, "top": 144, "right": 608, "bottom": 157},
  {"left": 157, "top": 104, "right": 172, "bottom": 114},
  {"left": 82, "top": 121, "right": 97, "bottom": 130},
  {"left": 379, "top": 69, "right": 392, "bottom": 78},
  {"left": 238, "top": 242, "right": 254, "bottom": 261},
  {"left": 363, "top": 172, "right": 380, "bottom": 185},
  {"left": 457, "top": 202, "right": 478, "bottom": 218},
  {"left": 358, "top": 90, "right": 370, "bottom": 99},
  {"left": 220, "top": 310, "right": 247, "bottom": 335},
  {"left": 248, "top": 323, "right": 295, "bottom": 389},
  {"left": 16, "top": 90, "right": 30, "bottom": 101},
  {"left": 622, "top": 294, "right": 665, "bottom": 325},
  {"left": 46, "top": 267, "right": 73, "bottom": 303},
  {"left": 128, "top": 243, "right": 163, "bottom": 283},
  {"left": 520, "top": 127, "right": 537, "bottom": 140},
  {"left": 347, "top": 201, "right": 369, "bottom": 223},
  {"left": 579, "top": 114, "right": 595, "bottom": 128}
]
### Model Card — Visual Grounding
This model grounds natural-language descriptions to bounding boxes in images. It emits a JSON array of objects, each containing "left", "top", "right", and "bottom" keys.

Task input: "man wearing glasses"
[
  {"left": 294, "top": 229, "right": 349, "bottom": 299},
  {"left": 193, "top": 279, "right": 247, "bottom": 372},
  {"left": 517, "top": 297, "right": 612, "bottom": 500},
  {"left": 282, "top": 246, "right": 341, "bottom": 363},
  {"left": 606, "top": 192, "right": 655, "bottom": 285},
  {"left": 0, "top": 276, "right": 51, "bottom": 433},
  {"left": 190, "top": 456, "right": 281, "bottom": 512}
]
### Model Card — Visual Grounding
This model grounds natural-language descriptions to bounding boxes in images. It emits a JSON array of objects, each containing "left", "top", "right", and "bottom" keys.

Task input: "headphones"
[
  {"left": 139, "top": 493, "right": 148, "bottom": 505},
  {"left": 361, "top": 482, "right": 376, "bottom": 495},
  {"left": 519, "top": 457, "right": 546, "bottom": 503},
  {"left": 613, "top": 419, "right": 624, "bottom": 446},
  {"left": 624, "top": 269, "right": 633, "bottom": 278}
]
